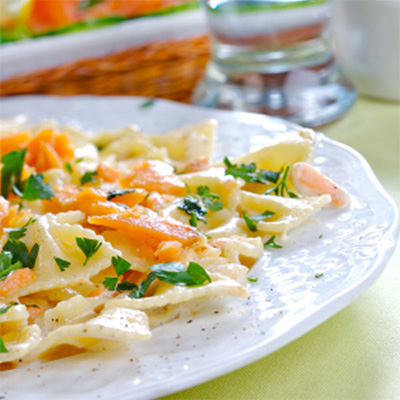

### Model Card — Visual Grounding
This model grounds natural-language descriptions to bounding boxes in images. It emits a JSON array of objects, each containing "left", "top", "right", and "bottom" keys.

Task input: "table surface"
[{"left": 159, "top": 96, "right": 400, "bottom": 400}]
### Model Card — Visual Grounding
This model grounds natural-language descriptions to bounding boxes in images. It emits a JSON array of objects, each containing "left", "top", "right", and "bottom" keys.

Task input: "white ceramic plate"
[{"left": 0, "top": 96, "right": 398, "bottom": 400}]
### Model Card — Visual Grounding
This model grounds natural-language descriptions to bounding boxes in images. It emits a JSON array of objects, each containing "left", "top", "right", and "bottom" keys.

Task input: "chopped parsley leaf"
[
  {"left": 249, "top": 210, "right": 275, "bottom": 222},
  {"left": 315, "top": 273, "right": 324, "bottom": 278},
  {"left": 116, "top": 281, "right": 137, "bottom": 291},
  {"left": 140, "top": 98, "right": 156, "bottom": 108},
  {"left": 129, "top": 272, "right": 156, "bottom": 299},
  {"left": 1, "top": 149, "right": 26, "bottom": 198},
  {"left": 0, "top": 302, "right": 18, "bottom": 315},
  {"left": 197, "top": 186, "right": 223, "bottom": 212},
  {"left": 179, "top": 186, "right": 223, "bottom": 226},
  {"left": 54, "top": 257, "right": 71, "bottom": 272},
  {"left": 22, "top": 173, "right": 55, "bottom": 201},
  {"left": 178, "top": 197, "right": 207, "bottom": 224},
  {"left": 319, "top": 234, "right": 323, "bottom": 239},
  {"left": 264, "top": 235, "right": 282, "bottom": 249},
  {"left": 2, "top": 240, "right": 39, "bottom": 270},
  {"left": 107, "top": 189, "right": 136, "bottom": 201},
  {"left": 0, "top": 251, "right": 23, "bottom": 281},
  {"left": 80, "top": 171, "right": 98, "bottom": 185},
  {"left": 111, "top": 256, "right": 131, "bottom": 276},
  {"left": 3, "top": 218, "right": 36, "bottom": 240},
  {"left": 129, "top": 262, "right": 211, "bottom": 298},
  {"left": 189, "top": 212, "right": 198, "bottom": 228},
  {"left": 1, "top": 149, "right": 55, "bottom": 201},
  {"left": 265, "top": 165, "right": 297, "bottom": 198},
  {"left": 242, "top": 211, "right": 257, "bottom": 232},
  {"left": 247, "top": 277, "right": 258, "bottom": 283},
  {"left": 0, "top": 337, "right": 8, "bottom": 353},
  {"left": 76, "top": 237, "right": 102, "bottom": 266},
  {"left": 102, "top": 277, "right": 118, "bottom": 291},
  {"left": 64, "top": 162, "right": 73, "bottom": 173},
  {"left": 152, "top": 261, "right": 211, "bottom": 286},
  {"left": 223, "top": 157, "right": 280, "bottom": 184}
]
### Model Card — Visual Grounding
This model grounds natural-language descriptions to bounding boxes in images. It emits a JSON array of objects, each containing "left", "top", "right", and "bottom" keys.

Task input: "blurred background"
[{"left": 1, "top": 0, "right": 398, "bottom": 127}]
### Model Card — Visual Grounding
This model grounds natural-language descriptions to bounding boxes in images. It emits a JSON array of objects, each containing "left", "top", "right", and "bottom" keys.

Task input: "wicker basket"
[{"left": 0, "top": 35, "right": 210, "bottom": 103}]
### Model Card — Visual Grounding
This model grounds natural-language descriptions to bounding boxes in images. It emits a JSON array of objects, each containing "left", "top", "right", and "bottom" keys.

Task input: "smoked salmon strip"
[
  {"left": 88, "top": 209, "right": 200, "bottom": 247},
  {"left": 120, "top": 160, "right": 186, "bottom": 196}
]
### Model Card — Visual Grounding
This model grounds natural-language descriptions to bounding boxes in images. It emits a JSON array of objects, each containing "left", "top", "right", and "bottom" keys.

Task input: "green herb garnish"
[
  {"left": 1, "top": 149, "right": 26, "bottom": 198},
  {"left": 0, "top": 251, "right": 23, "bottom": 281},
  {"left": 64, "top": 162, "right": 73, "bottom": 173},
  {"left": 315, "top": 273, "right": 324, "bottom": 278},
  {"left": 179, "top": 186, "right": 223, "bottom": 226},
  {"left": 107, "top": 189, "right": 136, "bottom": 201},
  {"left": 22, "top": 173, "right": 55, "bottom": 200},
  {"left": 80, "top": 171, "right": 98, "bottom": 185},
  {"left": 249, "top": 210, "right": 275, "bottom": 222},
  {"left": 129, "top": 261, "right": 211, "bottom": 298},
  {"left": 178, "top": 197, "right": 207, "bottom": 225},
  {"left": 1, "top": 149, "right": 55, "bottom": 201},
  {"left": 140, "top": 98, "right": 156, "bottom": 108},
  {"left": 242, "top": 211, "right": 257, "bottom": 232},
  {"left": 263, "top": 235, "right": 282, "bottom": 249},
  {"left": 197, "top": 186, "right": 223, "bottom": 212},
  {"left": 265, "top": 165, "right": 297, "bottom": 198},
  {"left": 2, "top": 240, "right": 39, "bottom": 270},
  {"left": 0, "top": 337, "right": 8, "bottom": 353},
  {"left": 0, "top": 302, "right": 18, "bottom": 315},
  {"left": 223, "top": 157, "right": 280, "bottom": 184},
  {"left": 189, "top": 212, "right": 198, "bottom": 228},
  {"left": 116, "top": 281, "right": 138, "bottom": 292},
  {"left": 54, "top": 257, "right": 71, "bottom": 272},
  {"left": 129, "top": 272, "right": 156, "bottom": 298},
  {"left": 247, "top": 277, "right": 258, "bottom": 283},
  {"left": 153, "top": 261, "right": 211, "bottom": 286},
  {"left": 242, "top": 209, "right": 275, "bottom": 234},
  {"left": 111, "top": 256, "right": 131, "bottom": 276},
  {"left": 76, "top": 237, "right": 102, "bottom": 265},
  {"left": 102, "top": 277, "right": 118, "bottom": 291},
  {"left": 3, "top": 218, "right": 36, "bottom": 240}
]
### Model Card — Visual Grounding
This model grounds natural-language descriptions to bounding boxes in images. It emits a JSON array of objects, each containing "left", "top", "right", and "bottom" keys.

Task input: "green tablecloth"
[{"left": 161, "top": 97, "right": 400, "bottom": 400}]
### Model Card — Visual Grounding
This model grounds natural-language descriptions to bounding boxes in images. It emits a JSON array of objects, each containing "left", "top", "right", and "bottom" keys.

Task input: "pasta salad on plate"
[{"left": 0, "top": 116, "right": 349, "bottom": 369}]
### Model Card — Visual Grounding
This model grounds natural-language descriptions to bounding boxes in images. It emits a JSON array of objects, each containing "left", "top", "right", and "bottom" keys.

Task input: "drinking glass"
[{"left": 193, "top": 0, "right": 357, "bottom": 127}]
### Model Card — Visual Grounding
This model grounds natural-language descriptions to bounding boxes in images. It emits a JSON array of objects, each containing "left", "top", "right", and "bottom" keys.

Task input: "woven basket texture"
[{"left": 0, "top": 35, "right": 210, "bottom": 103}]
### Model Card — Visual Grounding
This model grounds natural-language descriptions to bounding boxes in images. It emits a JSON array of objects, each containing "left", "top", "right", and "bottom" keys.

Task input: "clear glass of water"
[{"left": 193, "top": 0, "right": 357, "bottom": 127}]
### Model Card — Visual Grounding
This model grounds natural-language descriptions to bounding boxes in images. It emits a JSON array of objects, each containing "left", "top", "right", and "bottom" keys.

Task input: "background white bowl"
[{"left": 332, "top": 0, "right": 400, "bottom": 101}]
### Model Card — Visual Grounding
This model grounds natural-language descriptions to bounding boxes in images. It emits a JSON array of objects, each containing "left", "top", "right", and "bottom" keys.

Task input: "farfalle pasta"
[{"left": 0, "top": 118, "right": 349, "bottom": 368}]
